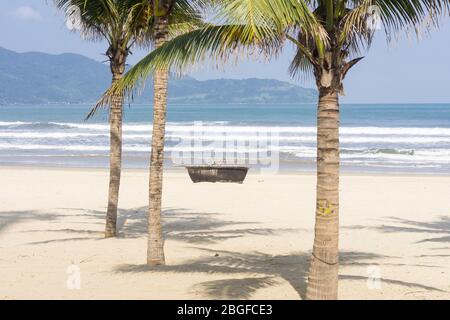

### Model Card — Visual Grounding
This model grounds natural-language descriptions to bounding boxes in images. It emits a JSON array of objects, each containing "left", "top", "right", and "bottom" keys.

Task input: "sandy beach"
[{"left": 0, "top": 166, "right": 449, "bottom": 300}]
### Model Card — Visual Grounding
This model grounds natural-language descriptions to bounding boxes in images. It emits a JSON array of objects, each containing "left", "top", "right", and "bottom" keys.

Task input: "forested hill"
[{"left": 0, "top": 47, "right": 317, "bottom": 105}]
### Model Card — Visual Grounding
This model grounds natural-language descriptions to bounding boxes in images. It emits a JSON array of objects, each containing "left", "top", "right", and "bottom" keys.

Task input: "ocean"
[{"left": 1, "top": 103, "right": 450, "bottom": 174}]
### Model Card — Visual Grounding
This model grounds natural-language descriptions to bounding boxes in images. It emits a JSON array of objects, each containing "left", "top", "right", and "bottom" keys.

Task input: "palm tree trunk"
[
  {"left": 147, "top": 16, "right": 169, "bottom": 265},
  {"left": 105, "top": 60, "right": 125, "bottom": 238},
  {"left": 306, "top": 87, "right": 340, "bottom": 300}
]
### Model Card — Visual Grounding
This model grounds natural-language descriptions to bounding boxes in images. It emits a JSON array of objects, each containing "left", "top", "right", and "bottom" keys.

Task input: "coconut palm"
[
  {"left": 54, "top": 0, "right": 154, "bottom": 238},
  {"left": 146, "top": 0, "right": 175, "bottom": 266},
  {"left": 143, "top": 0, "right": 208, "bottom": 266},
  {"left": 95, "top": 0, "right": 448, "bottom": 297},
  {"left": 86, "top": 0, "right": 206, "bottom": 263},
  {"left": 55, "top": 0, "right": 203, "bottom": 240}
]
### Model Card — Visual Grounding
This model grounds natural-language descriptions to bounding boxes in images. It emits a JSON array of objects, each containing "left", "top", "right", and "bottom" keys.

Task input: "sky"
[{"left": 1, "top": 0, "right": 450, "bottom": 103}]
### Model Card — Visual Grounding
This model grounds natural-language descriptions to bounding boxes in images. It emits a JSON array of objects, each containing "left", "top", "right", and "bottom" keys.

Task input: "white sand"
[{"left": 0, "top": 166, "right": 449, "bottom": 300}]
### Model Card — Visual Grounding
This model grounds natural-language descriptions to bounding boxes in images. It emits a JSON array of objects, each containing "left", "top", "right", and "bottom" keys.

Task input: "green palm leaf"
[{"left": 92, "top": 0, "right": 327, "bottom": 112}]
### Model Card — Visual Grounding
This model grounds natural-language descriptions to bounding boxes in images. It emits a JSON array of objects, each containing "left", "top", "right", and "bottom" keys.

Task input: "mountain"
[{"left": 0, "top": 47, "right": 316, "bottom": 105}]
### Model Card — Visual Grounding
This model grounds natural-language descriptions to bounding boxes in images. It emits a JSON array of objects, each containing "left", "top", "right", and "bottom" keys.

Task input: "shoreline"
[
  {"left": 3, "top": 102, "right": 450, "bottom": 107},
  {"left": 1, "top": 164, "right": 450, "bottom": 178},
  {"left": 2, "top": 111, "right": 450, "bottom": 175}
]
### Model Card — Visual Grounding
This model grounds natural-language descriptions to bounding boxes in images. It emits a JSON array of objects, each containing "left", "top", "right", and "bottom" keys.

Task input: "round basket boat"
[{"left": 186, "top": 166, "right": 249, "bottom": 184}]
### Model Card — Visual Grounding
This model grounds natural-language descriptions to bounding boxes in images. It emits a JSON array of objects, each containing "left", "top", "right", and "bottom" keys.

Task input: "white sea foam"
[
  {"left": 0, "top": 121, "right": 30, "bottom": 126},
  {"left": 2, "top": 120, "right": 450, "bottom": 169},
  {"left": 0, "top": 132, "right": 107, "bottom": 139},
  {"left": 3, "top": 120, "right": 450, "bottom": 135},
  {"left": 23, "top": 121, "right": 447, "bottom": 135},
  {"left": 0, "top": 143, "right": 270, "bottom": 153},
  {"left": 2, "top": 127, "right": 450, "bottom": 145}
]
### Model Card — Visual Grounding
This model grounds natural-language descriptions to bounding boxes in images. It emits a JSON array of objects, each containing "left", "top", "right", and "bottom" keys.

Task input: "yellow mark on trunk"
[{"left": 317, "top": 200, "right": 335, "bottom": 216}]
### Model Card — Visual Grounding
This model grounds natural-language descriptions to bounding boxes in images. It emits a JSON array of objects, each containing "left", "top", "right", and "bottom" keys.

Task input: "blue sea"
[{"left": 1, "top": 103, "right": 450, "bottom": 173}]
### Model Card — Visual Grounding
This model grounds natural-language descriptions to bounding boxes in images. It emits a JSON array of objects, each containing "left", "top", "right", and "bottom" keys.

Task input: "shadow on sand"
[
  {"left": 116, "top": 207, "right": 298, "bottom": 244},
  {"left": 0, "top": 210, "right": 60, "bottom": 235},
  {"left": 3, "top": 207, "right": 447, "bottom": 298},
  {"left": 113, "top": 248, "right": 441, "bottom": 299},
  {"left": 345, "top": 216, "right": 450, "bottom": 246},
  {"left": 5, "top": 206, "right": 297, "bottom": 246}
]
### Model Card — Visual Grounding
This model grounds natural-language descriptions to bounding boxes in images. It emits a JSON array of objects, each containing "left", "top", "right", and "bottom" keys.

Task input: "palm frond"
[
  {"left": 91, "top": 0, "right": 327, "bottom": 114},
  {"left": 54, "top": 0, "right": 209, "bottom": 119},
  {"left": 91, "top": 22, "right": 285, "bottom": 115},
  {"left": 339, "top": 0, "right": 449, "bottom": 56}
]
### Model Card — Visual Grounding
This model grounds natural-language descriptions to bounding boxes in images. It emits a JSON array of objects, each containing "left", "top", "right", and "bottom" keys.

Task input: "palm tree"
[
  {"left": 54, "top": 0, "right": 153, "bottom": 238},
  {"left": 146, "top": 0, "right": 174, "bottom": 266},
  {"left": 96, "top": 0, "right": 448, "bottom": 297},
  {"left": 143, "top": 0, "right": 207, "bottom": 266},
  {"left": 56, "top": 0, "right": 203, "bottom": 241},
  {"left": 88, "top": 0, "right": 205, "bottom": 263}
]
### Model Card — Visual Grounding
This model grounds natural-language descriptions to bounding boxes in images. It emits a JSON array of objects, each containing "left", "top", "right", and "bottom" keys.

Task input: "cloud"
[{"left": 10, "top": 6, "right": 42, "bottom": 22}]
